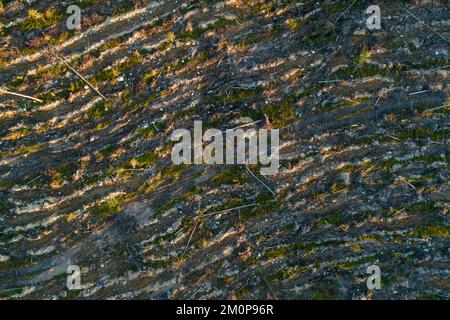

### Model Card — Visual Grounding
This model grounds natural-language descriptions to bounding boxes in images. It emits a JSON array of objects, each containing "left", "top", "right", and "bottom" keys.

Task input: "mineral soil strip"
[{"left": 0, "top": 88, "right": 43, "bottom": 103}]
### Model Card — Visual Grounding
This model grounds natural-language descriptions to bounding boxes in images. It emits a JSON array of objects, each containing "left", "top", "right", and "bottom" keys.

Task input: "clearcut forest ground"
[{"left": 0, "top": 0, "right": 449, "bottom": 299}]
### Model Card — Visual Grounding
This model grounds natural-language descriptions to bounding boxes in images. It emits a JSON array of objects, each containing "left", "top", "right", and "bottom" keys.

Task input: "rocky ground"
[{"left": 0, "top": 0, "right": 449, "bottom": 299}]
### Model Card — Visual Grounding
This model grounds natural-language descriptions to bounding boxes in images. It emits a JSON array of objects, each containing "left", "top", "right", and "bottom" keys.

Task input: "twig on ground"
[
  {"left": 416, "top": 138, "right": 448, "bottom": 146},
  {"left": 199, "top": 203, "right": 258, "bottom": 219},
  {"left": 333, "top": 0, "right": 358, "bottom": 26},
  {"left": 26, "top": 175, "right": 42, "bottom": 185},
  {"left": 352, "top": 61, "right": 363, "bottom": 75},
  {"left": 231, "top": 120, "right": 263, "bottom": 130},
  {"left": 52, "top": 53, "right": 108, "bottom": 101},
  {"left": 374, "top": 95, "right": 382, "bottom": 106},
  {"left": 256, "top": 266, "right": 279, "bottom": 300},
  {"left": 387, "top": 134, "right": 401, "bottom": 141},
  {"left": 259, "top": 172, "right": 272, "bottom": 183},
  {"left": 182, "top": 220, "right": 199, "bottom": 258},
  {"left": 399, "top": 7, "right": 449, "bottom": 44},
  {"left": 404, "top": 180, "right": 417, "bottom": 191},
  {"left": 174, "top": 227, "right": 185, "bottom": 238},
  {"left": 430, "top": 65, "right": 450, "bottom": 71},
  {"left": 361, "top": 165, "right": 376, "bottom": 176},
  {"left": 424, "top": 104, "right": 448, "bottom": 113},
  {"left": 409, "top": 90, "right": 430, "bottom": 96},
  {"left": 316, "top": 43, "right": 333, "bottom": 51},
  {"left": 245, "top": 165, "right": 276, "bottom": 197},
  {"left": 323, "top": 187, "right": 347, "bottom": 199},
  {"left": 318, "top": 80, "right": 341, "bottom": 84}
]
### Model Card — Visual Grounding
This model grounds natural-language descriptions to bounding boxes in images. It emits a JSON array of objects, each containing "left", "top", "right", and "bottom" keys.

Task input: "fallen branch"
[
  {"left": 361, "top": 165, "right": 376, "bottom": 176},
  {"left": 333, "top": 0, "right": 358, "bottom": 26},
  {"left": 0, "top": 88, "right": 43, "bottom": 103},
  {"left": 424, "top": 104, "right": 448, "bottom": 113},
  {"left": 231, "top": 120, "right": 263, "bottom": 130},
  {"left": 246, "top": 165, "right": 276, "bottom": 197},
  {"left": 409, "top": 90, "right": 430, "bottom": 96},
  {"left": 323, "top": 187, "right": 347, "bottom": 199},
  {"left": 416, "top": 138, "right": 448, "bottom": 146},
  {"left": 182, "top": 220, "right": 199, "bottom": 258},
  {"left": 53, "top": 53, "right": 108, "bottom": 101},
  {"left": 387, "top": 134, "right": 401, "bottom": 141},
  {"left": 405, "top": 180, "right": 417, "bottom": 191},
  {"left": 26, "top": 175, "right": 42, "bottom": 185},
  {"left": 318, "top": 80, "right": 341, "bottom": 84},
  {"left": 399, "top": 7, "right": 449, "bottom": 44},
  {"left": 374, "top": 95, "right": 382, "bottom": 106},
  {"left": 256, "top": 266, "right": 279, "bottom": 300},
  {"left": 199, "top": 203, "right": 258, "bottom": 219}
]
